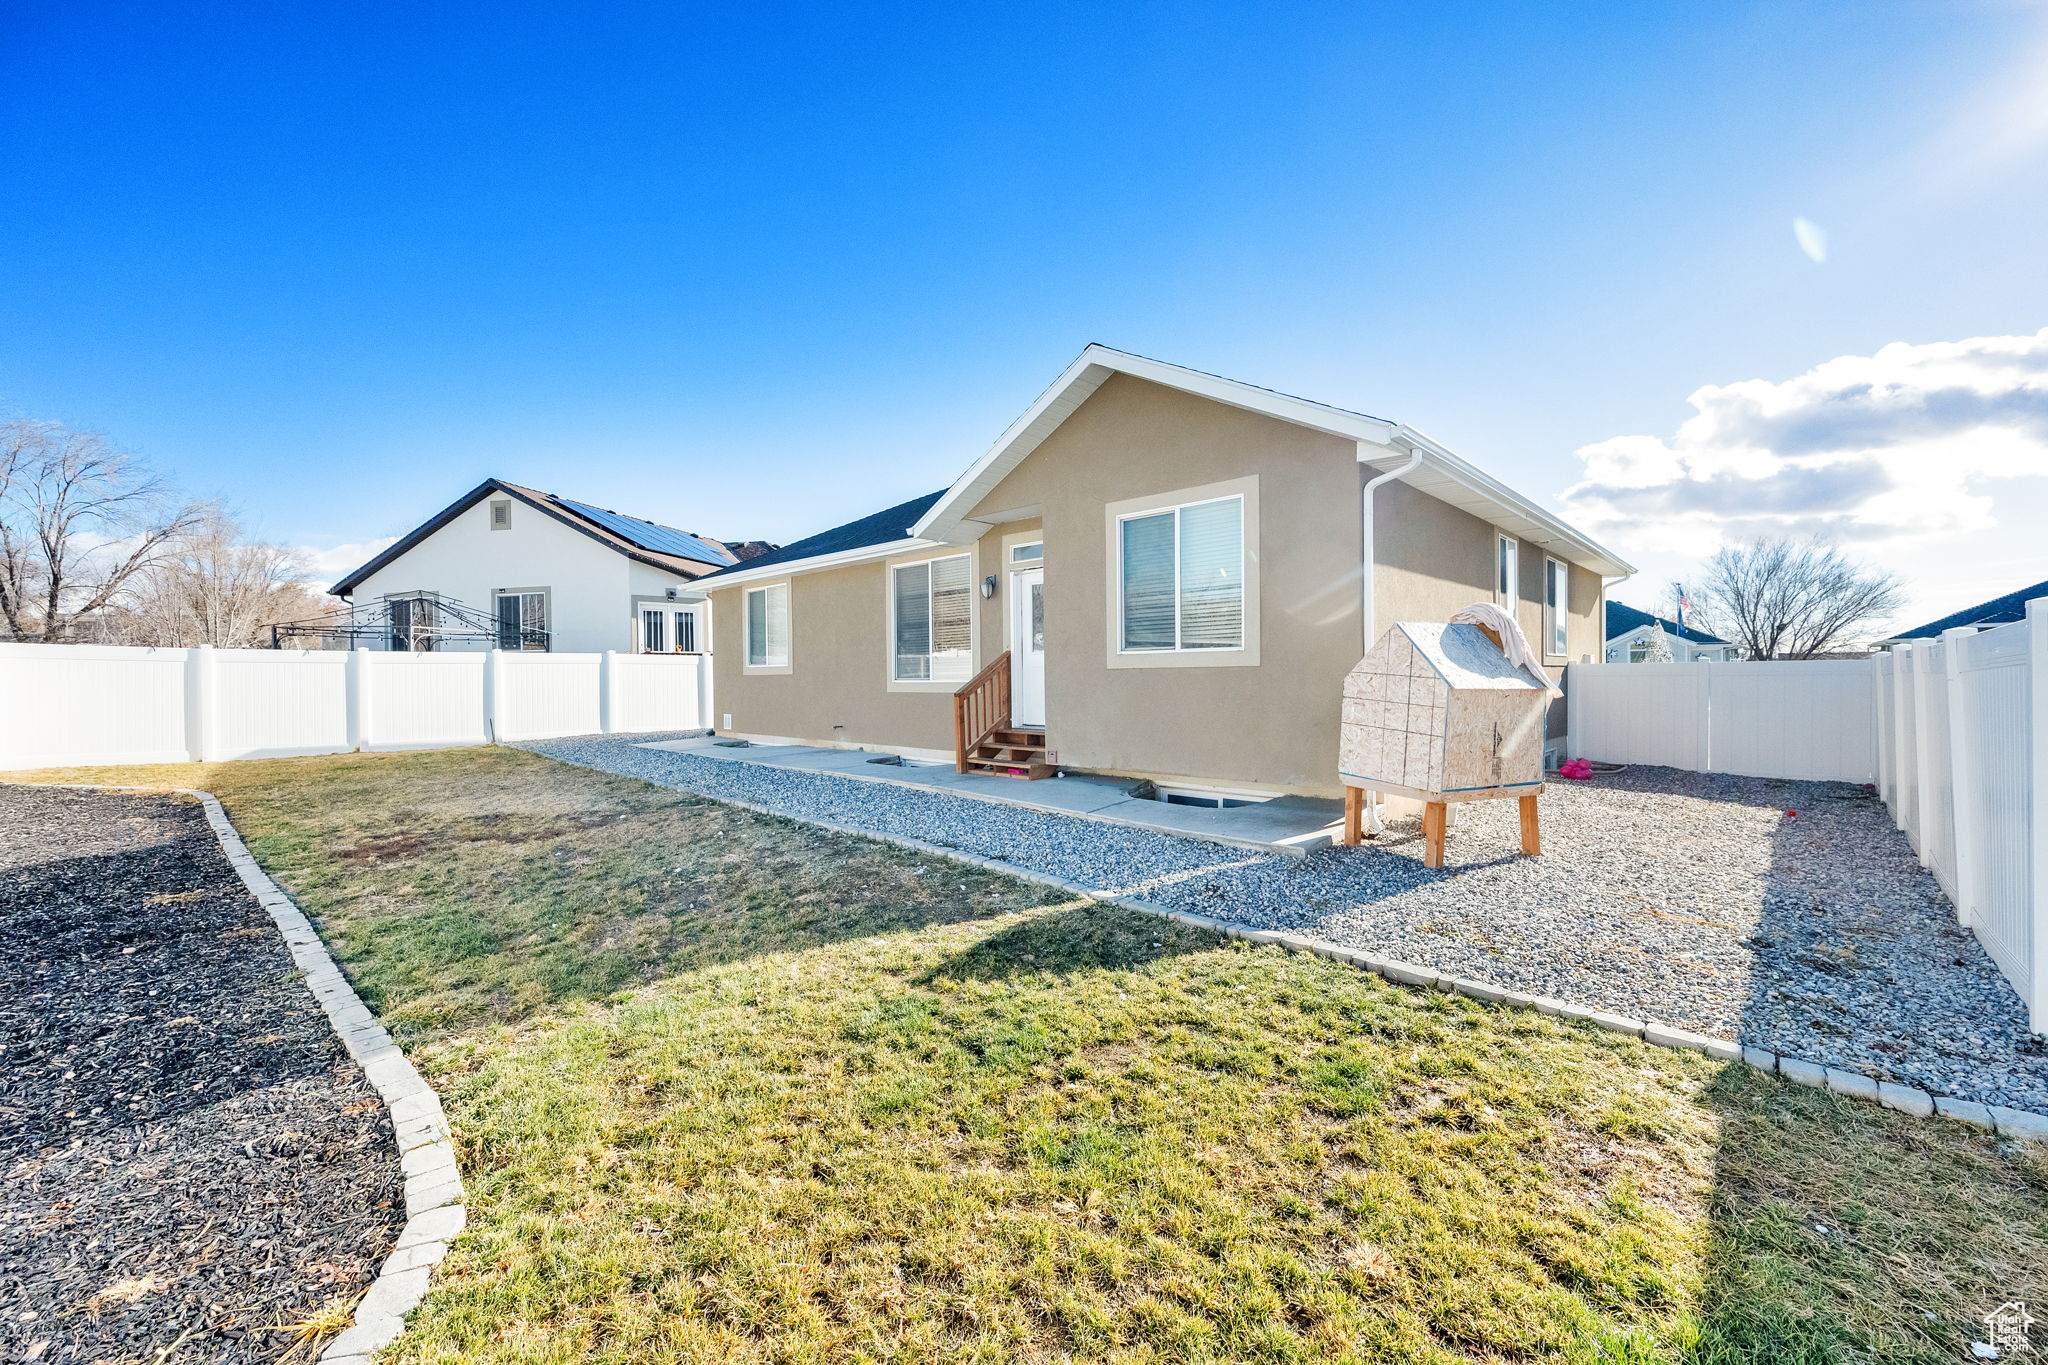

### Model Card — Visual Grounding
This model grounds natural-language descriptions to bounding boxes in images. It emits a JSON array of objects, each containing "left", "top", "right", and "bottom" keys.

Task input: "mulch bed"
[{"left": 0, "top": 785, "right": 402, "bottom": 1364}]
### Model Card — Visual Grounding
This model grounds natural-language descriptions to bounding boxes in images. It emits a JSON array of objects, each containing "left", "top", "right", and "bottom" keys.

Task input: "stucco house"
[
  {"left": 1602, "top": 602, "right": 1737, "bottom": 662},
  {"left": 327, "top": 479, "right": 773, "bottom": 654},
  {"left": 693, "top": 346, "right": 1632, "bottom": 800}
]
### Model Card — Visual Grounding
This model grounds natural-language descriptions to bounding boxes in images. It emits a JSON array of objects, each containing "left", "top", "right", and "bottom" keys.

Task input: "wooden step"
[
  {"left": 986, "top": 728, "right": 1045, "bottom": 748},
  {"left": 966, "top": 757, "right": 1056, "bottom": 780}
]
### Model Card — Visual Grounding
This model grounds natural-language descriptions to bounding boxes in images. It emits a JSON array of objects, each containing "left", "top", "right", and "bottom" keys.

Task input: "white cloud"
[
  {"left": 294, "top": 537, "right": 397, "bottom": 580},
  {"left": 1793, "top": 217, "right": 1828, "bottom": 263},
  {"left": 1560, "top": 328, "right": 2048, "bottom": 558}
]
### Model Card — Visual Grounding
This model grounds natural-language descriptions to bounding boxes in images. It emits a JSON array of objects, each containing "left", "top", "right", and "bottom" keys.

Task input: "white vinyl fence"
[
  {"left": 1569, "top": 601, "right": 2048, "bottom": 1031},
  {"left": 1565, "top": 658, "right": 1878, "bottom": 782},
  {"left": 0, "top": 643, "right": 709, "bottom": 770},
  {"left": 1877, "top": 608, "right": 2048, "bottom": 1032}
]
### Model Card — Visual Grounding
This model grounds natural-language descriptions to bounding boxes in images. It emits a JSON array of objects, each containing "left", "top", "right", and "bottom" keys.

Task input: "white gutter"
[
  {"left": 1354, "top": 443, "right": 1423, "bottom": 836},
  {"left": 1359, "top": 444, "right": 1423, "bottom": 654}
]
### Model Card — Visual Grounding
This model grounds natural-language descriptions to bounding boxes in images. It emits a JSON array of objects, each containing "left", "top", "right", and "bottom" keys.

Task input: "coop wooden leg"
[
  {"left": 1422, "top": 801, "right": 1447, "bottom": 869},
  {"left": 1343, "top": 786, "right": 1363, "bottom": 846},
  {"left": 1519, "top": 793, "right": 1541, "bottom": 856}
]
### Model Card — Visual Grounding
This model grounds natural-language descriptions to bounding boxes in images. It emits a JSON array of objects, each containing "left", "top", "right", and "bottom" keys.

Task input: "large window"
[
  {"left": 1544, "top": 557, "right": 1568, "bottom": 658},
  {"left": 494, "top": 590, "right": 547, "bottom": 650},
  {"left": 745, "top": 584, "right": 789, "bottom": 669},
  {"left": 1494, "top": 534, "right": 1519, "bottom": 609},
  {"left": 891, "top": 553, "right": 972, "bottom": 682},
  {"left": 1118, "top": 495, "right": 1244, "bottom": 653}
]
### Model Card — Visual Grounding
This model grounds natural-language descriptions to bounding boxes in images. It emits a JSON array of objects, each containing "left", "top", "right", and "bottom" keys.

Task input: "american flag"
[{"left": 1675, "top": 585, "right": 1690, "bottom": 633}]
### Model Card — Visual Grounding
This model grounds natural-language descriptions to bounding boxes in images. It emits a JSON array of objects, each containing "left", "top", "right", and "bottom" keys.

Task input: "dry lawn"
[{"left": 15, "top": 746, "right": 2047, "bottom": 1364}]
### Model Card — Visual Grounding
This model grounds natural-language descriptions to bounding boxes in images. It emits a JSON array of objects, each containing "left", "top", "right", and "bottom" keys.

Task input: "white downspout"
[{"left": 1356, "top": 444, "right": 1423, "bottom": 833}]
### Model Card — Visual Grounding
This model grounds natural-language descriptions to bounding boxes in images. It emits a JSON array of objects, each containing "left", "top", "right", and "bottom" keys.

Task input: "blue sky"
[{"left": 3, "top": 1, "right": 2045, "bottom": 627}]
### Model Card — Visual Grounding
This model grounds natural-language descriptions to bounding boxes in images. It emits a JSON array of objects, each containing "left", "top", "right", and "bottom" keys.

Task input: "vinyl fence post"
[
  {"left": 1893, "top": 643, "right": 1917, "bottom": 840},
  {"left": 345, "top": 647, "right": 368, "bottom": 752},
  {"left": 696, "top": 651, "right": 713, "bottom": 733},
  {"left": 1911, "top": 642, "right": 1938, "bottom": 869},
  {"left": 483, "top": 648, "right": 502, "bottom": 745},
  {"left": 2027, "top": 596, "right": 2048, "bottom": 1034},
  {"left": 184, "top": 645, "right": 215, "bottom": 763},
  {"left": 1565, "top": 661, "right": 1581, "bottom": 761},
  {"left": 600, "top": 650, "right": 618, "bottom": 735},
  {"left": 1870, "top": 653, "right": 1889, "bottom": 802},
  {"left": 1942, "top": 626, "right": 1978, "bottom": 930},
  {"left": 1695, "top": 659, "right": 1713, "bottom": 773}
]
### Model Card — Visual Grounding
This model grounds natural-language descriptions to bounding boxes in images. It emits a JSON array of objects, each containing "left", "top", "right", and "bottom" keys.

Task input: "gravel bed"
[
  {"left": 1, "top": 785, "right": 402, "bottom": 1365},
  {"left": 526, "top": 733, "right": 2048, "bottom": 1113}
]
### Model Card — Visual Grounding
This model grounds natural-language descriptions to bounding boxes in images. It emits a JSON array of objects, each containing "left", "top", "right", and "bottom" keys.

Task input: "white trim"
[
  {"left": 1543, "top": 555, "right": 1569, "bottom": 662},
  {"left": 884, "top": 547, "right": 978, "bottom": 692},
  {"left": 1493, "top": 532, "right": 1520, "bottom": 611},
  {"left": 742, "top": 581, "right": 792, "bottom": 675},
  {"left": 1103, "top": 475, "right": 1260, "bottom": 670},
  {"left": 908, "top": 343, "right": 1632, "bottom": 578}
]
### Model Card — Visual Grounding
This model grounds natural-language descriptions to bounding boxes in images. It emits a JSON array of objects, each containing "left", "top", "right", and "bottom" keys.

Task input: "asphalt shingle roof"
[
  {"left": 1888, "top": 578, "right": 2048, "bottom": 640},
  {"left": 696, "top": 490, "right": 948, "bottom": 581},
  {"left": 1605, "top": 600, "right": 1728, "bottom": 645}
]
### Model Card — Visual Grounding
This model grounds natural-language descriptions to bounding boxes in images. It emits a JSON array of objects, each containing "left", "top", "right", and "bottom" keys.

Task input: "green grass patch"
[{"left": 20, "top": 747, "right": 2046, "bottom": 1364}]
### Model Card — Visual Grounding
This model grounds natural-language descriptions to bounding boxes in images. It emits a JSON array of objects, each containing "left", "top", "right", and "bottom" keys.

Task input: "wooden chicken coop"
[{"left": 1338, "top": 620, "right": 1551, "bottom": 867}]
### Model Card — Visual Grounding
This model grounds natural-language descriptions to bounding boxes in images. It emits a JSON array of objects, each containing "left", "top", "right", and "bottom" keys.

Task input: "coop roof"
[{"left": 1397, "top": 622, "right": 1551, "bottom": 691}]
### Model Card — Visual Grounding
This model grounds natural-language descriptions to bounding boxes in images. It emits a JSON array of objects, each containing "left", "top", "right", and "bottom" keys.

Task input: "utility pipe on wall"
[
  {"left": 1355, "top": 444, "right": 1423, "bottom": 834},
  {"left": 1359, "top": 445, "right": 1423, "bottom": 655}
]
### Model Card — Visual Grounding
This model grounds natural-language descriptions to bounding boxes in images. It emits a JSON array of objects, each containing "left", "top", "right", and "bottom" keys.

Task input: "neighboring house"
[
  {"left": 329, "top": 479, "right": 773, "bottom": 654},
  {"left": 1602, "top": 602, "right": 1737, "bottom": 663},
  {"left": 694, "top": 345, "right": 1633, "bottom": 799},
  {"left": 1886, "top": 577, "right": 2048, "bottom": 641}
]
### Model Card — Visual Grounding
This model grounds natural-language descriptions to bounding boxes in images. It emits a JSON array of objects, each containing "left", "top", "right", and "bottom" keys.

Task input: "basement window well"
[{"left": 1150, "top": 784, "right": 1272, "bottom": 810}]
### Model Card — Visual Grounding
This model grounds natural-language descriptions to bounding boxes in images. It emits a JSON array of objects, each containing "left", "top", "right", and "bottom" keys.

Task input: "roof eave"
[{"left": 695, "top": 537, "right": 936, "bottom": 589}]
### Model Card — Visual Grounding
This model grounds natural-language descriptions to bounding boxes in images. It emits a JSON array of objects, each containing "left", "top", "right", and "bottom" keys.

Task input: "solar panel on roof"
[{"left": 556, "top": 498, "right": 735, "bottom": 565}]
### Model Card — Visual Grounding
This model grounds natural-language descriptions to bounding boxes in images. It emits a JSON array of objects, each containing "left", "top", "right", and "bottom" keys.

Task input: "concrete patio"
[{"left": 634, "top": 736, "right": 1346, "bottom": 854}]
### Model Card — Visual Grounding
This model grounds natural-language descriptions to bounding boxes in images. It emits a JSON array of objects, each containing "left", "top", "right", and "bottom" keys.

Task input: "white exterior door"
[{"left": 1010, "top": 567, "right": 1046, "bottom": 728}]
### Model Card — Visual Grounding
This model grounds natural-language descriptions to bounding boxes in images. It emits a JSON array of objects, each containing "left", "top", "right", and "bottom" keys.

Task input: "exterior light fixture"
[{"left": 981, "top": 574, "right": 998, "bottom": 599}]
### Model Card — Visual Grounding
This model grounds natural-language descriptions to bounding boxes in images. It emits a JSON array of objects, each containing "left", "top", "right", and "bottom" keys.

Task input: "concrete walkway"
[{"left": 635, "top": 736, "right": 1346, "bottom": 855}]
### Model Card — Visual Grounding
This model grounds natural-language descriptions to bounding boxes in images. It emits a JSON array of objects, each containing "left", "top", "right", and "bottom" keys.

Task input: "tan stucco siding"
[
  {"left": 709, "top": 372, "right": 1608, "bottom": 791},
  {"left": 707, "top": 521, "right": 1031, "bottom": 755},
  {"left": 961, "top": 374, "right": 1363, "bottom": 792}
]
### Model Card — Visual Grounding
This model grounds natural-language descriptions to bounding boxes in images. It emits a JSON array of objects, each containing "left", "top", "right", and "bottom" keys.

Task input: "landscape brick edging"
[
  {"left": 56, "top": 787, "right": 463, "bottom": 1365},
  {"left": 684, "top": 786, "right": 2048, "bottom": 1143}
]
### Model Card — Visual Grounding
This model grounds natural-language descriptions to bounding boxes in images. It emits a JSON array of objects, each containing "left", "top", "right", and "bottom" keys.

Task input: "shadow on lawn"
[
  {"left": 919, "top": 898, "right": 1218, "bottom": 984},
  {"left": 1686, "top": 772, "right": 2048, "bottom": 1363}
]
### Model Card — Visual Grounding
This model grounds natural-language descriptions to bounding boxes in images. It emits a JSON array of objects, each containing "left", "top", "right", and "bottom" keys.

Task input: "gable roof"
[
  {"left": 1604, "top": 600, "right": 1727, "bottom": 645},
  {"left": 1888, "top": 577, "right": 2048, "bottom": 640},
  {"left": 913, "top": 345, "right": 1634, "bottom": 578},
  {"left": 699, "top": 345, "right": 1636, "bottom": 590},
  {"left": 1400, "top": 622, "right": 1551, "bottom": 691},
  {"left": 694, "top": 490, "right": 946, "bottom": 583},
  {"left": 330, "top": 479, "right": 755, "bottom": 596}
]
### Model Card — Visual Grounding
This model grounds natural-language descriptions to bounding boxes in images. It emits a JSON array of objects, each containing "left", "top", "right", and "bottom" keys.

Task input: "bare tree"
[
  {"left": 110, "top": 508, "right": 332, "bottom": 648},
  {"left": 1694, "top": 537, "right": 1903, "bottom": 660},
  {"left": 0, "top": 419, "right": 205, "bottom": 641}
]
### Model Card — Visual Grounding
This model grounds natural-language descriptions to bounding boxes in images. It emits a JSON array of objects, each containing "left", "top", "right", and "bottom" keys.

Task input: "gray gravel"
[{"left": 522, "top": 734, "right": 2048, "bottom": 1113}]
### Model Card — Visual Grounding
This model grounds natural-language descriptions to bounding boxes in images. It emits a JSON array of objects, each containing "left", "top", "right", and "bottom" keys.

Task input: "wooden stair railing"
[{"left": 953, "top": 651, "right": 1012, "bottom": 773}]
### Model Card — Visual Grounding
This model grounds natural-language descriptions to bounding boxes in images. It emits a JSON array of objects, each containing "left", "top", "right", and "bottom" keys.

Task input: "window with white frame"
[
  {"left": 1118, "top": 495, "right": 1244, "bottom": 653},
  {"left": 494, "top": 590, "right": 548, "bottom": 650},
  {"left": 1543, "top": 556, "right": 1568, "bottom": 657},
  {"left": 891, "top": 553, "right": 972, "bottom": 682},
  {"left": 745, "top": 584, "right": 789, "bottom": 668},
  {"left": 1494, "top": 534, "right": 1519, "bottom": 609},
  {"left": 640, "top": 605, "right": 702, "bottom": 654}
]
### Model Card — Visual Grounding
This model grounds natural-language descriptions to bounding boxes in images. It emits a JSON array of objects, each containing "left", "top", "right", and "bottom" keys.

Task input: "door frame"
[{"left": 1004, "top": 532, "right": 1046, "bottom": 728}]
